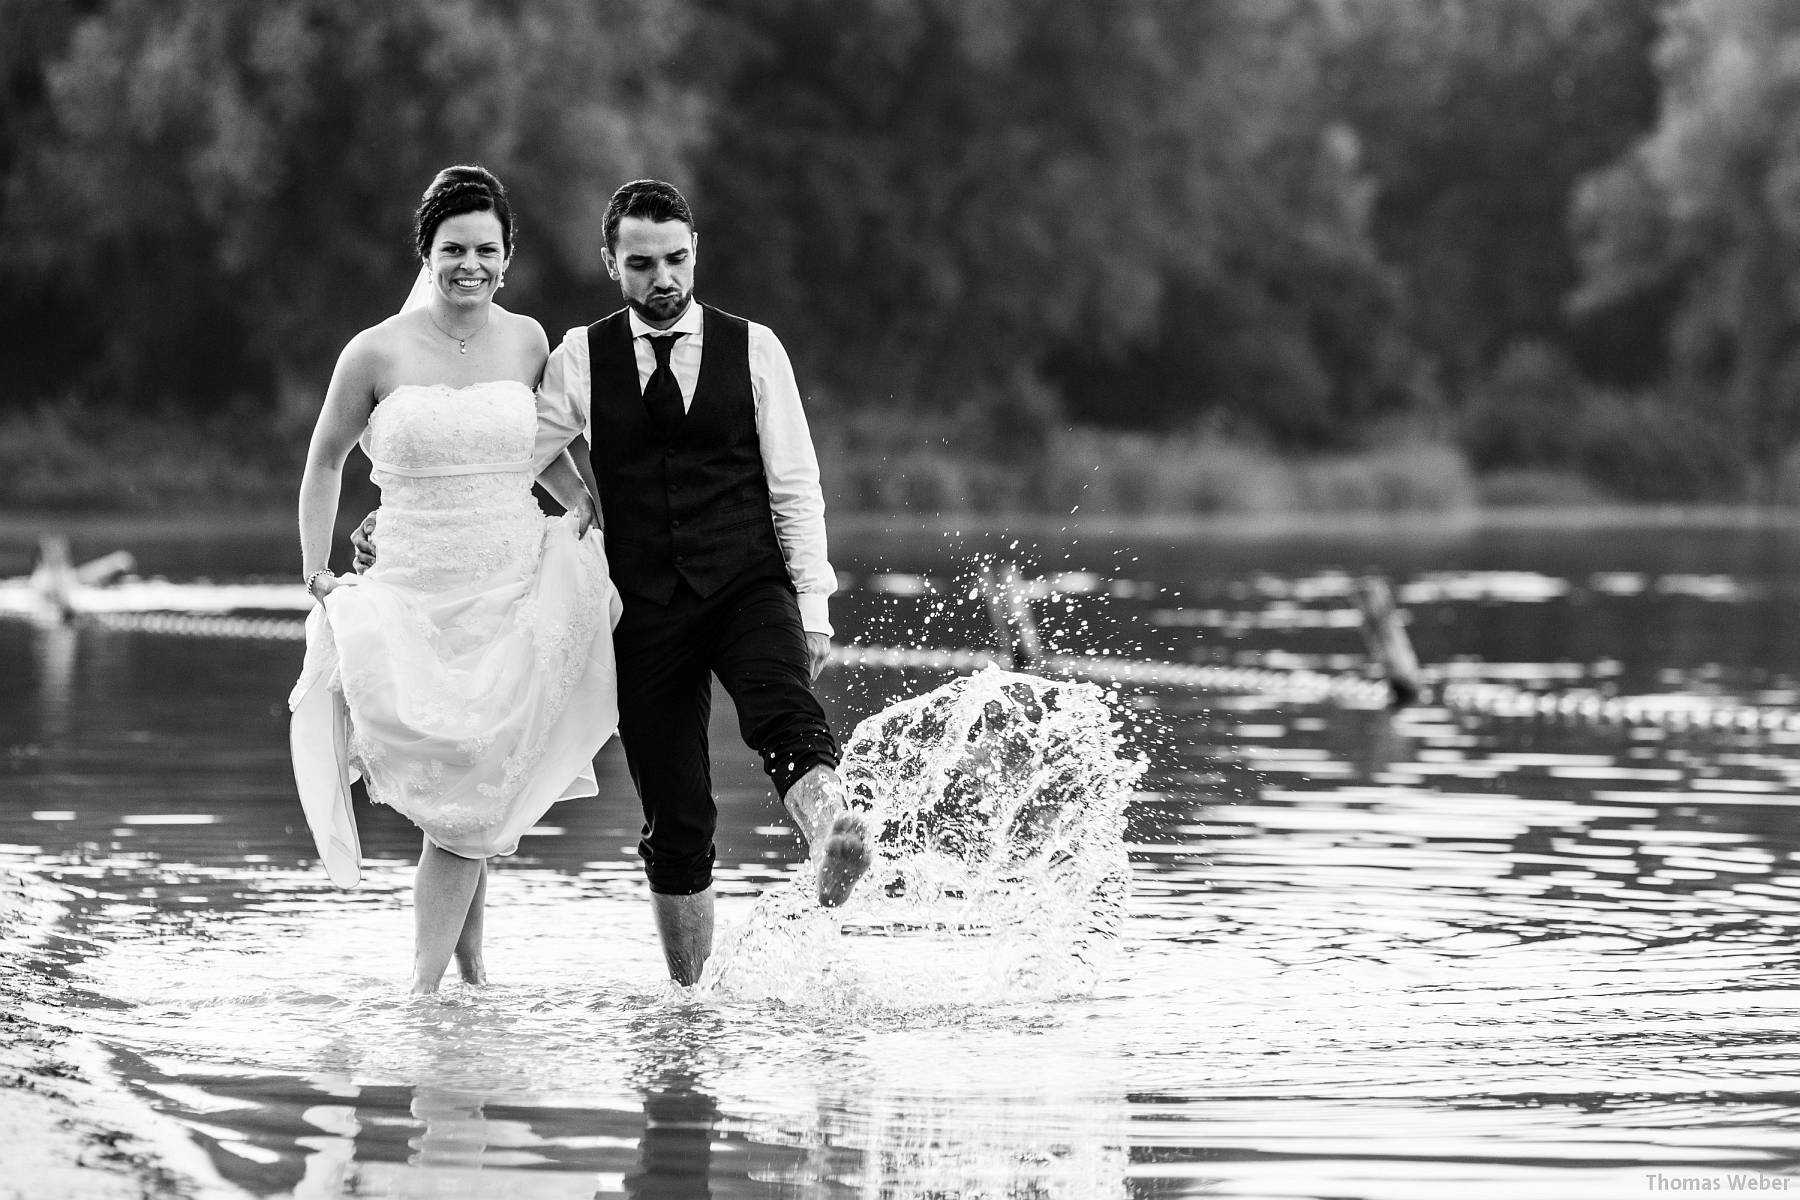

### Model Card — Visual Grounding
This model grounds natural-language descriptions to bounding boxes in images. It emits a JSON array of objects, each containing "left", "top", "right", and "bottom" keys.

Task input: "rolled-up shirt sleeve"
[
  {"left": 531, "top": 328, "right": 591, "bottom": 475},
  {"left": 750, "top": 323, "right": 835, "bottom": 638}
]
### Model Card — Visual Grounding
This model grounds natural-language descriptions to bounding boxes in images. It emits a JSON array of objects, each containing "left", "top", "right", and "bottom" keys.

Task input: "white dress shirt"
[{"left": 537, "top": 302, "right": 835, "bottom": 636}]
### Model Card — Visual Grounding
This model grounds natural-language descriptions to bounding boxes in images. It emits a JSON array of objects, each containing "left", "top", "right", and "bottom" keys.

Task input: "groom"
[{"left": 536, "top": 179, "right": 869, "bottom": 985}]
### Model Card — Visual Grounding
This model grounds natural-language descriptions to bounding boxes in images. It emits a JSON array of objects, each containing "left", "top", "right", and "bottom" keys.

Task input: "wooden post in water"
[
  {"left": 28, "top": 534, "right": 77, "bottom": 622},
  {"left": 977, "top": 560, "right": 1043, "bottom": 671},
  {"left": 1356, "top": 574, "right": 1423, "bottom": 709}
]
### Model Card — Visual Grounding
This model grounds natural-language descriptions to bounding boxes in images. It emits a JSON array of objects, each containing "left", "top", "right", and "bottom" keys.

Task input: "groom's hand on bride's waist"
[{"left": 351, "top": 510, "right": 378, "bottom": 573}]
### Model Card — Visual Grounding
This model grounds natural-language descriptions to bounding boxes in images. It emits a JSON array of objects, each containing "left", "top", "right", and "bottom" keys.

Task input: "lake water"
[{"left": 5, "top": 517, "right": 1800, "bottom": 1198}]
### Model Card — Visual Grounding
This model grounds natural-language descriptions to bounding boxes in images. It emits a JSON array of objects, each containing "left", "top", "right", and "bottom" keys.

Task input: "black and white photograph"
[{"left": 3, "top": 2, "right": 1799, "bottom": 1197}]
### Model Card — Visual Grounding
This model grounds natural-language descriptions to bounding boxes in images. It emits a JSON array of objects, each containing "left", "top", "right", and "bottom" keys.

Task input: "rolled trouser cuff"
[
  {"left": 640, "top": 842, "right": 715, "bottom": 895},
  {"left": 766, "top": 738, "right": 840, "bottom": 800}
]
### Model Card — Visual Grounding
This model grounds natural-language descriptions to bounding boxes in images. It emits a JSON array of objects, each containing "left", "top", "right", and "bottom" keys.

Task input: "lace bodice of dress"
[{"left": 363, "top": 381, "right": 544, "bottom": 592}]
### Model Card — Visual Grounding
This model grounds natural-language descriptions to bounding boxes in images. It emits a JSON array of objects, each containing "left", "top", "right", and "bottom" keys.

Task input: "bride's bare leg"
[
  {"left": 453, "top": 859, "right": 488, "bottom": 985},
  {"left": 413, "top": 838, "right": 485, "bottom": 994}
]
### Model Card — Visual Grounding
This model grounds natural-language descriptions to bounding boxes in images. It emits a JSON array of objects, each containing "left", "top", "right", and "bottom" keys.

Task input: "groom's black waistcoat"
[{"left": 587, "top": 304, "right": 786, "bottom": 604}]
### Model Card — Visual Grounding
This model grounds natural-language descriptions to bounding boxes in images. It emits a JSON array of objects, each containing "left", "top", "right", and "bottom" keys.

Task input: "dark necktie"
[{"left": 643, "top": 332, "right": 687, "bottom": 436}]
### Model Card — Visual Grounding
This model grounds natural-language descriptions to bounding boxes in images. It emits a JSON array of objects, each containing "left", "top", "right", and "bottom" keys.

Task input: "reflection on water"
[
  {"left": 31, "top": 620, "right": 76, "bottom": 741},
  {"left": 6, "top": 524, "right": 1800, "bottom": 1196}
]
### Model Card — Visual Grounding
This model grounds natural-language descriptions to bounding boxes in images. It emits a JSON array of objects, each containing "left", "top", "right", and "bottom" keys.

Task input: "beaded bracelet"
[{"left": 304, "top": 568, "right": 333, "bottom": 599}]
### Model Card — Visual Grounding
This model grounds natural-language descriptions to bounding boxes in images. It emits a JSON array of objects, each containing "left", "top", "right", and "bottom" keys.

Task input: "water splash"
[{"left": 707, "top": 667, "right": 1144, "bottom": 1007}]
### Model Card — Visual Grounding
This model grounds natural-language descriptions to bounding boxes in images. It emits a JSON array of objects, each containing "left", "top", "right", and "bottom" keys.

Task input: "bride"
[{"left": 292, "top": 165, "right": 618, "bottom": 993}]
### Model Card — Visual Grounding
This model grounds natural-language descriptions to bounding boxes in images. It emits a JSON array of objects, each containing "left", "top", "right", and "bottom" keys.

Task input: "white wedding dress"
[{"left": 289, "top": 380, "right": 619, "bottom": 865}]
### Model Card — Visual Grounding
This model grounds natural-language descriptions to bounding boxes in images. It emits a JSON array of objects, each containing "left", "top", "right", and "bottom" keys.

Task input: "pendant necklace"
[{"left": 428, "top": 308, "right": 489, "bottom": 355}]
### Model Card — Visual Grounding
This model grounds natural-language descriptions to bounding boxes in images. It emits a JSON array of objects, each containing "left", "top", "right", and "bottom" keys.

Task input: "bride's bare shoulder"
[
  {"left": 492, "top": 304, "right": 546, "bottom": 342},
  {"left": 491, "top": 304, "right": 549, "bottom": 362},
  {"left": 365, "top": 309, "right": 428, "bottom": 344},
  {"left": 332, "top": 316, "right": 415, "bottom": 393}
]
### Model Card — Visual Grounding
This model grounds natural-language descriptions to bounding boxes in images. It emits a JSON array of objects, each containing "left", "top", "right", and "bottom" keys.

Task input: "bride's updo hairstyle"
[{"left": 413, "top": 165, "right": 514, "bottom": 261}]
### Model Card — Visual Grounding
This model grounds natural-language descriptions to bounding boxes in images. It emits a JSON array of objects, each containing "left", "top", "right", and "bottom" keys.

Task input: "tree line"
[{"left": 2, "top": 0, "right": 1795, "bottom": 501}]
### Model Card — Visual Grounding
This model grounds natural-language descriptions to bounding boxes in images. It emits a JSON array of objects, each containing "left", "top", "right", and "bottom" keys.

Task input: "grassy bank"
[
  {"left": 0, "top": 399, "right": 305, "bottom": 513},
  {"left": 0, "top": 398, "right": 1767, "bottom": 523},
  {"left": 820, "top": 423, "right": 1483, "bottom": 518}
]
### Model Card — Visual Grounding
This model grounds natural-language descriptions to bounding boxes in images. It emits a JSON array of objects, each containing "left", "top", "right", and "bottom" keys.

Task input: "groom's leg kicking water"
[{"left": 715, "top": 572, "right": 870, "bottom": 907}]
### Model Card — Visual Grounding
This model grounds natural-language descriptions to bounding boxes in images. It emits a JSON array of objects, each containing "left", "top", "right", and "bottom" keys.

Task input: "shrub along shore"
[{"left": 7, "top": 399, "right": 1773, "bottom": 527}]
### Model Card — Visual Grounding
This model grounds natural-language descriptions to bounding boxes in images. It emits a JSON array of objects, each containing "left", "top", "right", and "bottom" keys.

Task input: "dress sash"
[{"left": 369, "top": 458, "right": 531, "bottom": 478}]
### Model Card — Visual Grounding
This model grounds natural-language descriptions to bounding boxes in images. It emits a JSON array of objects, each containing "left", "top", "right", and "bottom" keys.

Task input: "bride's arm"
[
  {"left": 299, "top": 334, "right": 380, "bottom": 599},
  {"left": 537, "top": 447, "right": 599, "bottom": 536}
]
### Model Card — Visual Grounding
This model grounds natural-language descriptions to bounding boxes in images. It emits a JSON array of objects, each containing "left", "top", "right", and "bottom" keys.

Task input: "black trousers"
[{"left": 614, "top": 567, "right": 839, "bottom": 895}]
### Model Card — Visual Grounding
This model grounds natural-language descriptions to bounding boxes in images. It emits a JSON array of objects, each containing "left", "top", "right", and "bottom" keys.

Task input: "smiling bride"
[{"left": 290, "top": 165, "right": 619, "bottom": 994}]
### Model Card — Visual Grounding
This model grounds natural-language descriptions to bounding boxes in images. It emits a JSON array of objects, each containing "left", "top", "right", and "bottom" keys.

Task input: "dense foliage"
[{"left": 1, "top": 0, "right": 1792, "bottom": 500}]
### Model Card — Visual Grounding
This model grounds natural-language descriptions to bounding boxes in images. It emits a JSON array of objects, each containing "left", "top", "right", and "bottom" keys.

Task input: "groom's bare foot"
[
  {"left": 817, "top": 812, "right": 871, "bottom": 907},
  {"left": 785, "top": 765, "right": 873, "bottom": 906}
]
